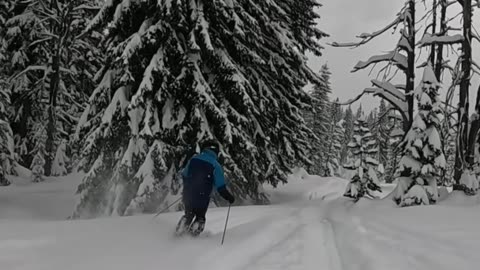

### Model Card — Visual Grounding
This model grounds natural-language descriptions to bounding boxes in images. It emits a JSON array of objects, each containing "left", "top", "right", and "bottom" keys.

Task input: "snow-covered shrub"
[
  {"left": 52, "top": 139, "right": 69, "bottom": 176},
  {"left": 31, "top": 152, "right": 45, "bottom": 183},
  {"left": 458, "top": 170, "right": 479, "bottom": 196}
]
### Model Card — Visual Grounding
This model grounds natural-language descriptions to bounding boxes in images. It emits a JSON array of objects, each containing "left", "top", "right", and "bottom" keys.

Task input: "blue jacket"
[{"left": 181, "top": 149, "right": 227, "bottom": 208}]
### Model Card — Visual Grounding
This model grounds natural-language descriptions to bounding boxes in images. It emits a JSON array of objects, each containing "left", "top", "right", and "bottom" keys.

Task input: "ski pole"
[
  {"left": 153, "top": 197, "right": 182, "bottom": 218},
  {"left": 221, "top": 204, "right": 231, "bottom": 245}
]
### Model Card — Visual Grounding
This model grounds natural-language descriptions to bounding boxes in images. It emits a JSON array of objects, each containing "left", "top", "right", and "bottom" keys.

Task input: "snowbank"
[{"left": 0, "top": 173, "right": 83, "bottom": 220}]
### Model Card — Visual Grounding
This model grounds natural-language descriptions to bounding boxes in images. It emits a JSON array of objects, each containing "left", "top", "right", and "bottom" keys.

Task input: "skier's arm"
[
  {"left": 214, "top": 164, "right": 235, "bottom": 204},
  {"left": 181, "top": 159, "right": 191, "bottom": 178}
]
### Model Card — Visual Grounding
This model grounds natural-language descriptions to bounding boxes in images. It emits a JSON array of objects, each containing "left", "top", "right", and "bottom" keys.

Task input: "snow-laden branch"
[
  {"left": 330, "top": 10, "right": 404, "bottom": 48},
  {"left": 353, "top": 51, "right": 408, "bottom": 72},
  {"left": 28, "top": 37, "right": 53, "bottom": 48},
  {"left": 418, "top": 33, "right": 464, "bottom": 47},
  {"left": 371, "top": 80, "right": 406, "bottom": 101},
  {"left": 9, "top": 65, "right": 47, "bottom": 81},
  {"left": 335, "top": 85, "right": 408, "bottom": 123},
  {"left": 73, "top": 4, "right": 101, "bottom": 11}
]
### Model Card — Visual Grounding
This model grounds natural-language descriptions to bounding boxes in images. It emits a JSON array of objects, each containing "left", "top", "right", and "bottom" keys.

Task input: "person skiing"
[{"left": 176, "top": 141, "right": 235, "bottom": 236}]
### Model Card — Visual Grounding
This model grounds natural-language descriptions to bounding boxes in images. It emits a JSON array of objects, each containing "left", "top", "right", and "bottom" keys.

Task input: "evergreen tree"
[
  {"left": 394, "top": 66, "right": 445, "bottom": 206},
  {"left": 3, "top": 0, "right": 102, "bottom": 175},
  {"left": 306, "top": 64, "right": 332, "bottom": 175},
  {"left": 355, "top": 104, "right": 363, "bottom": 120},
  {"left": 0, "top": 80, "right": 12, "bottom": 186},
  {"left": 323, "top": 118, "right": 344, "bottom": 176},
  {"left": 385, "top": 111, "right": 404, "bottom": 183},
  {"left": 341, "top": 106, "right": 354, "bottom": 163},
  {"left": 343, "top": 116, "right": 382, "bottom": 201},
  {"left": 73, "top": 0, "right": 328, "bottom": 218},
  {"left": 376, "top": 100, "right": 389, "bottom": 169},
  {"left": 0, "top": 1, "right": 14, "bottom": 184},
  {"left": 441, "top": 113, "right": 456, "bottom": 186}
]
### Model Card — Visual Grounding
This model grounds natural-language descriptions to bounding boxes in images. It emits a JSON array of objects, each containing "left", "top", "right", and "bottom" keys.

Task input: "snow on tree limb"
[
  {"left": 82, "top": 0, "right": 118, "bottom": 36},
  {"left": 9, "top": 65, "right": 47, "bottom": 81},
  {"left": 330, "top": 11, "right": 404, "bottom": 48},
  {"left": 418, "top": 33, "right": 464, "bottom": 46},
  {"left": 353, "top": 51, "right": 408, "bottom": 72},
  {"left": 73, "top": 4, "right": 101, "bottom": 11},
  {"left": 371, "top": 80, "right": 406, "bottom": 102},
  {"left": 335, "top": 85, "right": 408, "bottom": 123}
]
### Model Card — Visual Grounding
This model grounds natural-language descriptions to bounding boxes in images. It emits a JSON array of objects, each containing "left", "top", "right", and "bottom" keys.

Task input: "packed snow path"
[{"left": 1, "top": 172, "right": 480, "bottom": 270}]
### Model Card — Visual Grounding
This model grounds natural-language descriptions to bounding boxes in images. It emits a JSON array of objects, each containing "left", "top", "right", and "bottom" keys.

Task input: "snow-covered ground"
[{"left": 0, "top": 171, "right": 479, "bottom": 270}]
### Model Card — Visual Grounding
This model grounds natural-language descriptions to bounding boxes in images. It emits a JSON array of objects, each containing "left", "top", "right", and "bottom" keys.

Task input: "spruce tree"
[
  {"left": 323, "top": 118, "right": 344, "bottom": 176},
  {"left": 0, "top": 1, "right": 14, "bottom": 184},
  {"left": 343, "top": 116, "right": 381, "bottom": 201},
  {"left": 341, "top": 106, "right": 354, "bottom": 163},
  {"left": 0, "top": 80, "right": 12, "bottom": 186},
  {"left": 3, "top": 0, "right": 102, "bottom": 175},
  {"left": 306, "top": 64, "right": 332, "bottom": 175},
  {"left": 377, "top": 100, "right": 389, "bottom": 169},
  {"left": 385, "top": 111, "right": 404, "bottom": 183},
  {"left": 73, "top": 0, "right": 328, "bottom": 217},
  {"left": 394, "top": 66, "right": 445, "bottom": 206},
  {"left": 355, "top": 104, "right": 363, "bottom": 120}
]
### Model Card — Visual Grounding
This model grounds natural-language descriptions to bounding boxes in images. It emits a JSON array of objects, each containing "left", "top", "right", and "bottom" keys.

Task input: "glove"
[{"left": 218, "top": 186, "right": 235, "bottom": 204}]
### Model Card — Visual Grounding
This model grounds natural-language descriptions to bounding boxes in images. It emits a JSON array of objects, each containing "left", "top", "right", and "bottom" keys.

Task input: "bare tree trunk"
[
  {"left": 454, "top": 0, "right": 472, "bottom": 182},
  {"left": 435, "top": 0, "right": 447, "bottom": 79},
  {"left": 430, "top": 0, "right": 437, "bottom": 66},
  {"left": 405, "top": 0, "right": 415, "bottom": 131},
  {"left": 466, "top": 86, "right": 480, "bottom": 166},
  {"left": 45, "top": 49, "right": 60, "bottom": 176}
]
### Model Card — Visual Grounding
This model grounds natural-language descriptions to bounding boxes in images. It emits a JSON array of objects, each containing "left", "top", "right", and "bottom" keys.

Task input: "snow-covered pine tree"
[
  {"left": 341, "top": 106, "right": 354, "bottom": 163},
  {"left": 321, "top": 99, "right": 343, "bottom": 176},
  {"left": 366, "top": 109, "right": 377, "bottom": 126},
  {"left": 323, "top": 119, "right": 344, "bottom": 177},
  {"left": 3, "top": 0, "right": 102, "bottom": 175},
  {"left": 0, "top": 1, "right": 15, "bottom": 184},
  {"left": 343, "top": 116, "right": 382, "bottom": 201},
  {"left": 355, "top": 104, "right": 363, "bottom": 120},
  {"left": 0, "top": 80, "right": 12, "bottom": 186},
  {"left": 440, "top": 109, "right": 456, "bottom": 186},
  {"left": 385, "top": 111, "right": 404, "bottom": 183},
  {"left": 394, "top": 66, "right": 445, "bottom": 206},
  {"left": 73, "top": 0, "right": 328, "bottom": 218},
  {"left": 305, "top": 64, "right": 332, "bottom": 175},
  {"left": 376, "top": 99, "right": 389, "bottom": 171}
]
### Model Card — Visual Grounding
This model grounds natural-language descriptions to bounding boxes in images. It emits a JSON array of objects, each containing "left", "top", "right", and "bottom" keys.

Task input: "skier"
[{"left": 176, "top": 141, "right": 235, "bottom": 236}]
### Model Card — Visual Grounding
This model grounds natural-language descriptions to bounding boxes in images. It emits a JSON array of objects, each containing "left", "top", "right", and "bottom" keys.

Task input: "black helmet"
[{"left": 201, "top": 140, "right": 220, "bottom": 155}]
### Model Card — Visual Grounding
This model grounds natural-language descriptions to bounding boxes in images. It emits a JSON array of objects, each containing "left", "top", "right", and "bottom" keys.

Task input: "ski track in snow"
[{"left": 199, "top": 200, "right": 345, "bottom": 270}]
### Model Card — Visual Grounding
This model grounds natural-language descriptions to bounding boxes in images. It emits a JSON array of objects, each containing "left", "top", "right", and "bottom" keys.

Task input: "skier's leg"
[
  {"left": 189, "top": 208, "right": 207, "bottom": 236},
  {"left": 175, "top": 208, "right": 195, "bottom": 235}
]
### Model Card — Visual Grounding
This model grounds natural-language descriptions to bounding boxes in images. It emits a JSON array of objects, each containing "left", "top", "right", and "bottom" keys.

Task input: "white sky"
[{"left": 308, "top": 0, "right": 480, "bottom": 114}]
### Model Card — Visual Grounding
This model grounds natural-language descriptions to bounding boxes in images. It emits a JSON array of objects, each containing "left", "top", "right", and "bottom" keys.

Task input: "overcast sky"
[{"left": 308, "top": 0, "right": 480, "bottom": 113}]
